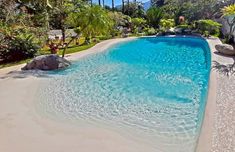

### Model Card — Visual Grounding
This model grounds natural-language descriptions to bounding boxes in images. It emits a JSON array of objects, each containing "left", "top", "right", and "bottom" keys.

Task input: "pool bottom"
[
  {"left": 37, "top": 37, "right": 210, "bottom": 152},
  {"left": 37, "top": 76, "right": 201, "bottom": 152}
]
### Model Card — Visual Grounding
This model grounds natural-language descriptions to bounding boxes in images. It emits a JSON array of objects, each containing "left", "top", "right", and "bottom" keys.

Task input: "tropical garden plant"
[
  {"left": 196, "top": 20, "right": 222, "bottom": 37},
  {"left": 146, "top": 7, "right": 163, "bottom": 29},
  {"left": 0, "top": 0, "right": 234, "bottom": 67},
  {"left": 131, "top": 17, "right": 147, "bottom": 34},
  {"left": 0, "top": 21, "right": 40, "bottom": 62},
  {"left": 159, "top": 19, "right": 175, "bottom": 31},
  {"left": 108, "top": 11, "right": 131, "bottom": 36},
  {"left": 222, "top": 4, "right": 235, "bottom": 41},
  {"left": 62, "top": 5, "right": 113, "bottom": 57}
]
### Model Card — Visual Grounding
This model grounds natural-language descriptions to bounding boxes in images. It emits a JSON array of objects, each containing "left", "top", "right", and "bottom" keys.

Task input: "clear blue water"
[{"left": 38, "top": 37, "right": 211, "bottom": 151}]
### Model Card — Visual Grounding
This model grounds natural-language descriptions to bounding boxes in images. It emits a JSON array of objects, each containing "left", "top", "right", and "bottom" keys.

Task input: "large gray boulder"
[
  {"left": 215, "top": 44, "right": 235, "bottom": 56},
  {"left": 22, "top": 54, "right": 71, "bottom": 70}
]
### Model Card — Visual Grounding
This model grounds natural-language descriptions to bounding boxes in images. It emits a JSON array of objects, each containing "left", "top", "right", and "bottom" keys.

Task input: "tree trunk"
[
  {"left": 62, "top": 34, "right": 80, "bottom": 58},
  {"left": 61, "top": 20, "right": 91, "bottom": 58},
  {"left": 61, "top": 24, "right": 89, "bottom": 58},
  {"left": 61, "top": 28, "right": 66, "bottom": 46},
  {"left": 127, "top": 0, "right": 130, "bottom": 15},
  {"left": 229, "top": 25, "right": 233, "bottom": 40},
  {"left": 122, "top": 0, "right": 124, "bottom": 13},
  {"left": 112, "top": 0, "right": 114, "bottom": 11}
]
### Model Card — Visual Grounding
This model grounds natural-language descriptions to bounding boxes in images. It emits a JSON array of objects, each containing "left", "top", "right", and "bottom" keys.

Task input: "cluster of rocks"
[
  {"left": 215, "top": 44, "right": 235, "bottom": 56},
  {"left": 22, "top": 54, "right": 71, "bottom": 71}
]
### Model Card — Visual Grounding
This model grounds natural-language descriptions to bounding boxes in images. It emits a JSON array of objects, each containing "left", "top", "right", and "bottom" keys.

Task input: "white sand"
[{"left": 0, "top": 37, "right": 234, "bottom": 152}]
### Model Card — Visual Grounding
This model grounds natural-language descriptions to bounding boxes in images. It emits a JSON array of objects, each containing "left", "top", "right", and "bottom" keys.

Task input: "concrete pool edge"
[{"left": 196, "top": 37, "right": 222, "bottom": 152}]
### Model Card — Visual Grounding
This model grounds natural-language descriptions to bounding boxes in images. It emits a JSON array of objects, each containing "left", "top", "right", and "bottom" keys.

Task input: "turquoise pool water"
[{"left": 38, "top": 37, "right": 211, "bottom": 151}]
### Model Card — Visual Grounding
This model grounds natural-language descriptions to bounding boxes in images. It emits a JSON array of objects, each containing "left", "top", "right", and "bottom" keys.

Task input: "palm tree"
[
  {"left": 127, "top": 0, "right": 130, "bottom": 15},
  {"left": 62, "top": 5, "right": 113, "bottom": 57},
  {"left": 146, "top": 7, "right": 163, "bottom": 29},
  {"left": 122, "top": 0, "right": 124, "bottom": 13},
  {"left": 112, "top": 0, "right": 114, "bottom": 11}
]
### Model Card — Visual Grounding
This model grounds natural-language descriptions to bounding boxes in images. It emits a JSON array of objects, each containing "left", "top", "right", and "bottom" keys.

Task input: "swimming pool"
[{"left": 38, "top": 37, "right": 211, "bottom": 151}]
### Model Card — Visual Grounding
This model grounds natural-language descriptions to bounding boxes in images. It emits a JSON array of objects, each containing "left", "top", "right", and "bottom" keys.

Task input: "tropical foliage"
[
  {"left": 146, "top": 7, "right": 163, "bottom": 29},
  {"left": 222, "top": 4, "right": 235, "bottom": 41},
  {"left": 68, "top": 5, "right": 113, "bottom": 40},
  {"left": 0, "top": 0, "right": 234, "bottom": 65},
  {"left": 122, "top": 2, "right": 145, "bottom": 18},
  {"left": 160, "top": 19, "right": 175, "bottom": 31},
  {"left": 131, "top": 18, "right": 147, "bottom": 33},
  {"left": 222, "top": 4, "right": 235, "bottom": 16},
  {"left": 196, "top": 20, "right": 222, "bottom": 37},
  {"left": 0, "top": 22, "right": 40, "bottom": 62}
]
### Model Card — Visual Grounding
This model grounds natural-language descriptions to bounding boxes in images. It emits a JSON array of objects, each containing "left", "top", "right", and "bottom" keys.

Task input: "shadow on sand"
[
  {"left": 0, "top": 70, "right": 52, "bottom": 79},
  {"left": 212, "top": 51, "right": 235, "bottom": 76}
]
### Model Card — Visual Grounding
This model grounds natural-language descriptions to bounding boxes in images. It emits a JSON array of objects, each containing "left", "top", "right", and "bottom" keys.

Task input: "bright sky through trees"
[{"left": 93, "top": 0, "right": 149, "bottom": 7}]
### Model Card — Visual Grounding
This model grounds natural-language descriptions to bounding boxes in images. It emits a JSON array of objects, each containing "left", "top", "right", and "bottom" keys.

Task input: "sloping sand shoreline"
[
  {"left": 0, "top": 37, "right": 234, "bottom": 152},
  {"left": 0, "top": 37, "right": 157, "bottom": 152}
]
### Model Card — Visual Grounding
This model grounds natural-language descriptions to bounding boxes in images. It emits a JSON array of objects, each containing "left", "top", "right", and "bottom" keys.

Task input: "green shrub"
[
  {"left": 196, "top": 20, "right": 222, "bottom": 37},
  {"left": 1, "top": 34, "right": 39, "bottom": 62},
  {"left": 176, "top": 24, "right": 190, "bottom": 29},
  {"left": 146, "top": 7, "right": 163, "bottom": 29},
  {"left": 144, "top": 27, "right": 156, "bottom": 35},
  {"left": 131, "top": 17, "right": 147, "bottom": 33},
  {"left": 0, "top": 22, "right": 40, "bottom": 62},
  {"left": 159, "top": 19, "right": 175, "bottom": 31}
]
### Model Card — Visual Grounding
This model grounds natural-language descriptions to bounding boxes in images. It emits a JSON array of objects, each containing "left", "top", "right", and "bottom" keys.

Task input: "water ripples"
[{"left": 37, "top": 37, "right": 211, "bottom": 152}]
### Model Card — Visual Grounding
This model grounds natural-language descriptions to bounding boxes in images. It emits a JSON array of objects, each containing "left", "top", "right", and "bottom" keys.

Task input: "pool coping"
[{"left": 196, "top": 37, "right": 221, "bottom": 152}]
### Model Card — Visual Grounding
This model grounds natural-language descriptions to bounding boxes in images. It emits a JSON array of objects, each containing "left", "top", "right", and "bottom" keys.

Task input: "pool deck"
[
  {"left": 0, "top": 37, "right": 234, "bottom": 152},
  {"left": 197, "top": 37, "right": 235, "bottom": 152}
]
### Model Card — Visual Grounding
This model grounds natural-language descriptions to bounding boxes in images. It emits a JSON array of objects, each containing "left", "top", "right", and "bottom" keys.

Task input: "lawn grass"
[
  {"left": 0, "top": 42, "right": 97, "bottom": 69},
  {"left": 58, "top": 43, "right": 96, "bottom": 55}
]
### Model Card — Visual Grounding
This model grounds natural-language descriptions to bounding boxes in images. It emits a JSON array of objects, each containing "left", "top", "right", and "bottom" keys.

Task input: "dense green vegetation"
[
  {"left": 196, "top": 20, "right": 222, "bottom": 37},
  {"left": 0, "top": 0, "right": 235, "bottom": 67}
]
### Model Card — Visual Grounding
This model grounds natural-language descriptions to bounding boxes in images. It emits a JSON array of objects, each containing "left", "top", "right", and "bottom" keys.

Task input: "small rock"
[
  {"left": 22, "top": 54, "right": 71, "bottom": 70},
  {"left": 215, "top": 44, "right": 235, "bottom": 56}
]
